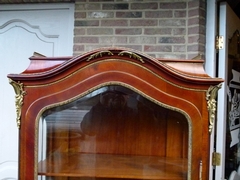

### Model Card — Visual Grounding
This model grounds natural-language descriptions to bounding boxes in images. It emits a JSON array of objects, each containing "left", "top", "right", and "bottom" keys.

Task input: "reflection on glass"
[
  {"left": 225, "top": 69, "right": 240, "bottom": 178},
  {"left": 38, "top": 85, "right": 189, "bottom": 180}
]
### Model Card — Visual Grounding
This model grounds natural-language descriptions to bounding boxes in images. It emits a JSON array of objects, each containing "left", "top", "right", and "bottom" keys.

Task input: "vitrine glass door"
[{"left": 38, "top": 85, "right": 189, "bottom": 180}]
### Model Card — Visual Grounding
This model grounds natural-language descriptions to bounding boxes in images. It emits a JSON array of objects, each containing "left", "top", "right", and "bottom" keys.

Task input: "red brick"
[
  {"left": 188, "top": 35, "right": 205, "bottom": 44},
  {"left": 188, "top": 17, "right": 206, "bottom": 26},
  {"left": 85, "top": 3, "right": 101, "bottom": 10},
  {"left": 115, "top": 28, "right": 142, "bottom": 35},
  {"left": 87, "top": 28, "right": 113, "bottom": 35},
  {"left": 156, "top": 53, "right": 186, "bottom": 59},
  {"left": 102, "top": 3, "right": 129, "bottom": 10},
  {"left": 173, "top": 45, "right": 186, "bottom": 52},
  {"left": 159, "top": 19, "right": 185, "bottom": 26},
  {"left": 130, "top": 19, "right": 158, "bottom": 26},
  {"left": 199, "top": 44, "right": 205, "bottom": 52},
  {"left": 74, "top": 28, "right": 85, "bottom": 35},
  {"left": 158, "top": 37, "right": 185, "bottom": 44},
  {"left": 101, "top": 20, "right": 128, "bottom": 26},
  {"left": 144, "top": 45, "right": 172, "bottom": 52},
  {"left": 75, "top": 3, "right": 101, "bottom": 10},
  {"left": 188, "top": 26, "right": 205, "bottom": 35},
  {"left": 75, "top": 20, "right": 99, "bottom": 26},
  {"left": 145, "top": 11, "right": 173, "bottom": 18},
  {"left": 187, "top": 44, "right": 205, "bottom": 52},
  {"left": 131, "top": 3, "right": 158, "bottom": 10},
  {"left": 188, "top": 1, "right": 200, "bottom": 8},
  {"left": 188, "top": 35, "right": 199, "bottom": 43},
  {"left": 188, "top": 8, "right": 205, "bottom": 17},
  {"left": 188, "top": 17, "right": 200, "bottom": 26},
  {"left": 116, "top": 11, "right": 142, "bottom": 18},
  {"left": 99, "top": 36, "right": 128, "bottom": 44},
  {"left": 160, "top": 2, "right": 186, "bottom": 9},
  {"left": 74, "top": 12, "right": 86, "bottom": 19},
  {"left": 144, "top": 28, "right": 171, "bottom": 35},
  {"left": 74, "top": 36, "right": 99, "bottom": 43},
  {"left": 88, "top": 12, "right": 114, "bottom": 18},
  {"left": 188, "top": 0, "right": 205, "bottom": 9},
  {"left": 85, "top": 45, "right": 111, "bottom": 52},
  {"left": 129, "top": 37, "right": 156, "bottom": 44},
  {"left": 173, "top": 28, "right": 186, "bottom": 35},
  {"left": 174, "top": 10, "right": 186, "bottom": 17},
  {"left": 118, "top": 45, "right": 142, "bottom": 51},
  {"left": 73, "top": 44, "right": 85, "bottom": 52}
]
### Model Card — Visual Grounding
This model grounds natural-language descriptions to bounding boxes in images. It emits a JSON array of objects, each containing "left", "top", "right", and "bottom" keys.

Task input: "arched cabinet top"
[{"left": 8, "top": 47, "right": 222, "bottom": 88}]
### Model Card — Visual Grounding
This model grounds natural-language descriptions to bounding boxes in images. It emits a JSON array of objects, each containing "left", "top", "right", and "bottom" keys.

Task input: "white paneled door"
[
  {"left": 215, "top": 2, "right": 240, "bottom": 180},
  {"left": 0, "top": 4, "right": 74, "bottom": 179}
]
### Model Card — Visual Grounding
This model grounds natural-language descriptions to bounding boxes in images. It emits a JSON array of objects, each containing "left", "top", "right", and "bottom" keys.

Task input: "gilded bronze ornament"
[
  {"left": 206, "top": 84, "right": 222, "bottom": 134},
  {"left": 9, "top": 79, "right": 26, "bottom": 128},
  {"left": 87, "top": 50, "right": 114, "bottom": 61},
  {"left": 118, "top": 51, "right": 144, "bottom": 63}
]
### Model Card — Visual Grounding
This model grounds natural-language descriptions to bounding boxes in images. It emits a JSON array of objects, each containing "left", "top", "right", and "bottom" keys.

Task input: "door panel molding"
[
  {"left": 0, "top": 19, "right": 59, "bottom": 39},
  {"left": 0, "top": 4, "right": 74, "bottom": 179}
]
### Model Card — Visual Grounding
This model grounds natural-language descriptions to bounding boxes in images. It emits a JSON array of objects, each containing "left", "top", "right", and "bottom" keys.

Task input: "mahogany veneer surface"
[{"left": 38, "top": 153, "right": 188, "bottom": 179}]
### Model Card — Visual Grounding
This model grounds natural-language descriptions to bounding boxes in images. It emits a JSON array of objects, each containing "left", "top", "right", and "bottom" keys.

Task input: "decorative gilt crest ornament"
[
  {"left": 87, "top": 50, "right": 145, "bottom": 63},
  {"left": 206, "top": 84, "right": 222, "bottom": 134},
  {"left": 9, "top": 79, "right": 26, "bottom": 128},
  {"left": 118, "top": 51, "right": 144, "bottom": 63},
  {"left": 87, "top": 50, "right": 114, "bottom": 61}
]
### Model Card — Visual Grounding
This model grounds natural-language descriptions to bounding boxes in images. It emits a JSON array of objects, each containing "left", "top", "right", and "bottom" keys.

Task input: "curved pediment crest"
[{"left": 8, "top": 47, "right": 223, "bottom": 88}]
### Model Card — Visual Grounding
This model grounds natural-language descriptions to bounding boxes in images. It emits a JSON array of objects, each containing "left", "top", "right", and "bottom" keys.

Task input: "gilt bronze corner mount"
[{"left": 9, "top": 79, "right": 26, "bottom": 129}]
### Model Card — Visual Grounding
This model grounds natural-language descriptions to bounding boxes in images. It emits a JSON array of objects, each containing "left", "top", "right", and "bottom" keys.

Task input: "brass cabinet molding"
[
  {"left": 87, "top": 51, "right": 113, "bottom": 61},
  {"left": 118, "top": 51, "right": 144, "bottom": 63},
  {"left": 87, "top": 50, "right": 144, "bottom": 63},
  {"left": 9, "top": 79, "right": 26, "bottom": 128},
  {"left": 206, "top": 84, "right": 222, "bottom": 134}
]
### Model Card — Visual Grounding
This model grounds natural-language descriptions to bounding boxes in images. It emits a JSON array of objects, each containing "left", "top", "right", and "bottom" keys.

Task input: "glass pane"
[
  {"left": 38, "top": 85, "right": 189, "bottom": 180},
  {"left": 224, "top": 31, "right": 240, "bottom": 179},
  {"left": 225, "top": 67, "right": 240, "bottom": 179}
]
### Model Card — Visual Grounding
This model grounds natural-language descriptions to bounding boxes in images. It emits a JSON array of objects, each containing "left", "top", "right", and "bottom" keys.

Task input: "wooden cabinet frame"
[{"left": 8, "top": 47, "right": 223, "bottom": 180}]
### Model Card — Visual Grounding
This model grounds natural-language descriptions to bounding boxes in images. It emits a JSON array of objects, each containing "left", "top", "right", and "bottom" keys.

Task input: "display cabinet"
[{"left": 8, "top": 47, "right": 223, "bottom": 180}]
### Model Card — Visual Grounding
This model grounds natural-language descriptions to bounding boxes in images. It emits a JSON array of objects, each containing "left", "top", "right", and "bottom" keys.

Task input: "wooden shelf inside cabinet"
[{"left": 38, "top": 153, "right": 188, "bottom": 179}]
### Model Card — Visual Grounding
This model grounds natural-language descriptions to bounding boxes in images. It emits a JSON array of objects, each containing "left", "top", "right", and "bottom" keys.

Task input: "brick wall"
[{"left": 73, "top": 0, "right": 206, "bottom": 60}]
